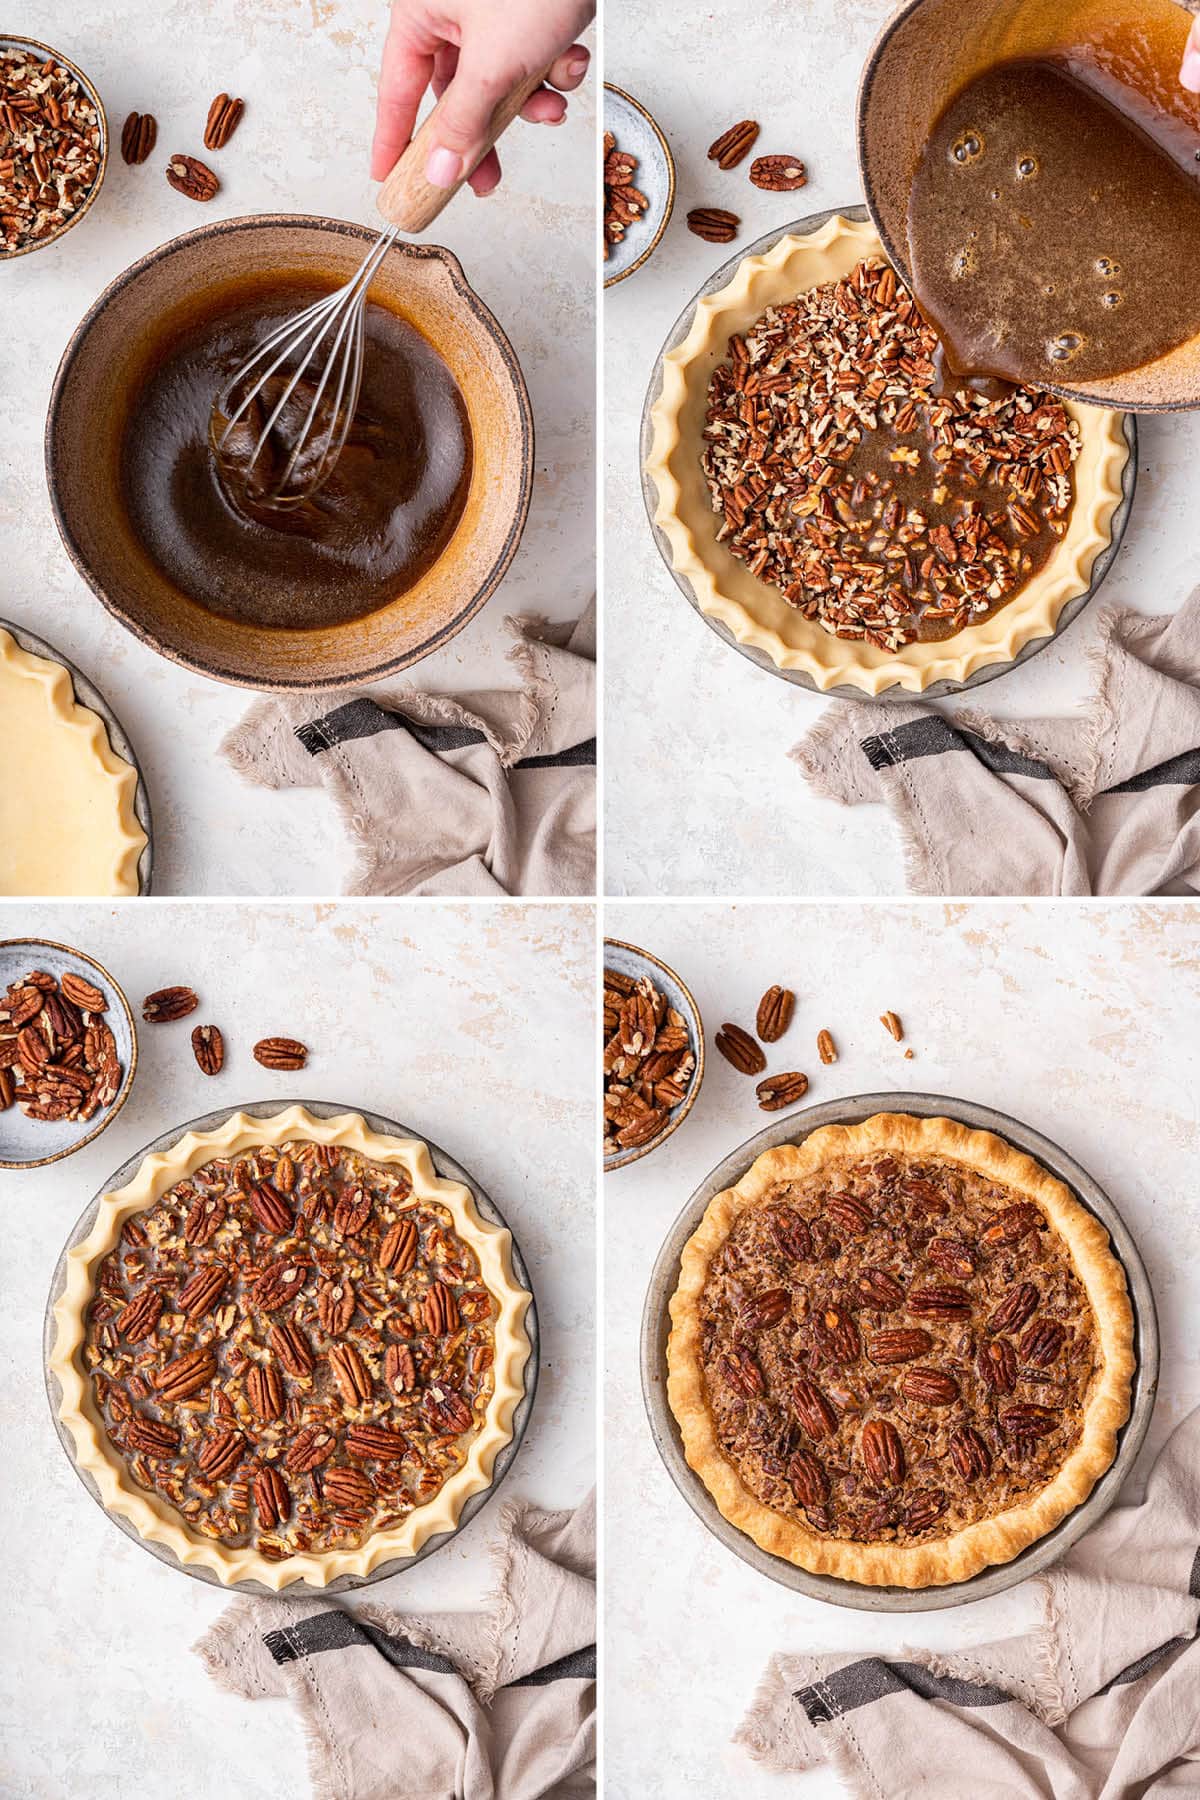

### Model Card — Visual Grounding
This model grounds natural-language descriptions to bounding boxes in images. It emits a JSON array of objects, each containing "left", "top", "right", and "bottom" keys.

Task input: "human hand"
[
  {"left": 371, "top": 0, "right": 593, "bottom": 196},
  {"left": 1181, "top": 13, "right": 1200, "bottom": 92}
]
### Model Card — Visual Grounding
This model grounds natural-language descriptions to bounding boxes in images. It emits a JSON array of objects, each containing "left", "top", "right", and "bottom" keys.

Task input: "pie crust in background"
[
  {"left": 667, "top": 1112, "right": 1135, "bottom": 1587},
  {"left": 0, "top": 626, "right": 145, "bottom": 896},
  {"left": 645, "top": 215, "right": 1131, "bottom": 695},
  {"left": 50, "top": 1104, "right": 532, "bottom": 1590}
]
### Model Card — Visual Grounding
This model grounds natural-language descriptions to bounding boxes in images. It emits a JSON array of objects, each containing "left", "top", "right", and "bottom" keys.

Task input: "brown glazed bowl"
[
  {"left": 45, "top": 215, "right": 534, "bottom": 689},
  {"left": 858, "top": 0, "right": 1200, "bottom": 411}
]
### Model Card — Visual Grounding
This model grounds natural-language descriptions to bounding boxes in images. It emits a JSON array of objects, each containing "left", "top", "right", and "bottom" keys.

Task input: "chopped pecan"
[{"left": 879, "top": 1011, "right": 904, "bottom": 1041}]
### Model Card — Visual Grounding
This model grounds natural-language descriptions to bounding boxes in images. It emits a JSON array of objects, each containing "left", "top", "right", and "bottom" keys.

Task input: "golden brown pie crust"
[
  {"left": 667, "top": 1112, "right": 1135, "bottom": 1587},
  {"left": 50, "top": 1105, "right": 531, "bottom": 1590},
  {"left": 645, "top": 216, "right": 1130, "bottom": 694}
]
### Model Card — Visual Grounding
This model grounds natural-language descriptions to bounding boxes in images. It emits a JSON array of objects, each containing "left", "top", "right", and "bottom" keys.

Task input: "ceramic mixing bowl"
[{"left": 45, "top": 214, "right": 534, "bottom": 689}]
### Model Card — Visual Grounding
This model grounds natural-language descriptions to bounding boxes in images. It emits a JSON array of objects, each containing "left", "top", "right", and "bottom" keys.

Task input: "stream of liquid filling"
[
  {"left": 120, "top": 276, "right": 472, "bottom": 632},
  {"left": 906, "top": 51, "right": 1200, "bottom": 388}
]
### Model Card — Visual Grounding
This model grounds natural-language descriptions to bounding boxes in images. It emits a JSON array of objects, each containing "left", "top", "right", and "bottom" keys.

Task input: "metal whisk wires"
[{"left": 212, "top": 221, "right": 401, "bottom": 506}]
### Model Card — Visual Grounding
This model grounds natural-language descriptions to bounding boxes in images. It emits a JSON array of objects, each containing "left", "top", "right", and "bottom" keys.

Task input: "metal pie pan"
[
  {"left": 2, "top": 616, "right": 153, "bottom": 894},
  {"left": 638, "top": 202, "right": 1139, "bottom": 702},
  {"left": 44, "top": 1097, "right": 540, "bottom": 1597},
  {"left": 640, "top": 1090, "right": 1157, "bottom": 1612}
]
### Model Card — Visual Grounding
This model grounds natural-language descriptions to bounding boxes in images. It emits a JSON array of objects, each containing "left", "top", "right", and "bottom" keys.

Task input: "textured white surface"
[
  {"left": 603, "top": 0, "right": 1200, "bottom": 896},
  {"left": 6, "top": 0, "right": 594, "bottom": 895},
  {"left": 0, "top": 900, "right": 594, "bottom": 1798},
  {"left": 604, "top": 900, "right": 1200, "bottom": 1799}
]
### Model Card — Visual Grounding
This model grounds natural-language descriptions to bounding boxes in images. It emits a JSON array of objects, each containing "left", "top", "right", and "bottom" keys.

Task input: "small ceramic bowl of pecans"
[
  {"left": 0, "top": 37, "right": 107, "bottom": 259},
  {"left": 604, "top": 84, "right": 674, "bottom": 289},
  {"left": 0, "top": 939, "right": 137, "bottom": 1169},
  {"left": 604, "top": 940, "right": 704, "bottom": 1171}
]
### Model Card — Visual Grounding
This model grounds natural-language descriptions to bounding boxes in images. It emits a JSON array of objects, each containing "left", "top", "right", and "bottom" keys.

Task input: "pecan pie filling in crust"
[
  {"left": 51, "top": 1108, "right": 530, "bottom": 1589},
  {"left": 667, "top": 1114, "right": 1134, "bottom": 1587}
]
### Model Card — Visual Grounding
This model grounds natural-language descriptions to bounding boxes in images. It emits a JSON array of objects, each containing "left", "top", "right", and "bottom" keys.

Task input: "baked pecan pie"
[
  {"left": 52, "top": 1108, "right": 530, "bottom": 1588},
  {"left": 667, "top": 1113, "right": 1134, "bottom": 1586}
]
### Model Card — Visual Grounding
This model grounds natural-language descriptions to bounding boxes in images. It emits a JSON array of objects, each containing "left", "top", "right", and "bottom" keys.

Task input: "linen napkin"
[
  {"left": 792, "top": 593, "right": 1200, "bottom": 895},
  {"left": 196, "top": 1492, "right": 596, "bottom": 1800},
  {"left": 221, "top": 605, "right": 595, "bottom": 896},
  {"left": 737, "top": 1409, "right": 1200, "bottom": 1799}
]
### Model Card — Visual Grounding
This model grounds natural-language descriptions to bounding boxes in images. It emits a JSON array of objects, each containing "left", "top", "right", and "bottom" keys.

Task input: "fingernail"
[
  {"left": 1183, "top": 48, "right": 1200, "bottom": 91},
  {"left": 566, "top": 53, "right": 589, "bottom": 78},
  {"left": 425, "top": 146, "right": 462, "bottom": 188}
]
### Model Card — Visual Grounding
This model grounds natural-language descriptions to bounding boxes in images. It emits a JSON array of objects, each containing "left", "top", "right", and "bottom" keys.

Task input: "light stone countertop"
[
  {"left": 603, "top": 0, "right": 1200, "bottom": 896},
  {"left": 0, "top": 900, "right": 594, "bottom": 1798},
  {"left": 604, "top": 900, "right": 1200, "bottom": 1799},
  {"left": 5, "top": 0, "right": 594, "bottom": 895}
]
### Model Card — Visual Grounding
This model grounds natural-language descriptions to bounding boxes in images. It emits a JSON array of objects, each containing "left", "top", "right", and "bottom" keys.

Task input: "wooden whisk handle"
[{"left": 376, "top": 67, "right": 550, "bottom": 233}]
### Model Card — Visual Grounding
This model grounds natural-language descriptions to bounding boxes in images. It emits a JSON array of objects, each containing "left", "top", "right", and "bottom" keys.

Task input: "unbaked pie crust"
[
  {"left": 667, "top": 1113, "right": 1135, "bottom": 1587},
  {"left": 0, "top": 626, "right": 145, "bottom": 895},
  {"left": 645, "top": 216, "right": 1131, "bottom": 695},
  {"left": 50, "top": 1105, "right": 532, "bottom": 1590}
]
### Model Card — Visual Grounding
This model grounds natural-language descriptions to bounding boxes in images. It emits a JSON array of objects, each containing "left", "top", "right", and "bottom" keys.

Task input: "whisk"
[{"left": 211, "top": 68, "right": 549, "bottom": 509}]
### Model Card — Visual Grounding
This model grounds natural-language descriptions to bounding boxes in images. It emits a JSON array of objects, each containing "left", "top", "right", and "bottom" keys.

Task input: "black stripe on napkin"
[
  {"left": 861, "top": 719, "right": 1054, "bottom": 781},
  {"left": 1102, "top": 747, "right": 1200, "bottom": 794},
  {"left": 795, "top": 1658, "right": 1014, "bottom": 1726},
  {"left": 295, "top": 699, "right": 595, "bottom": 770},
  {"left": 1096, "top": 1541, "right": 1200, "bottom": 1693},
  {"left": 264, "top": 1613, "right": 594, "bottom": 1685}
]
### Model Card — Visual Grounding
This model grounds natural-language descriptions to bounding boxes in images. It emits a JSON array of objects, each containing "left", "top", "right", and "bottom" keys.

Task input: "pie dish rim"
[
  {"left": 665, "top": 1109, "right": 1136, "bottom": 1588},
  {"left": 49, "top": 1103, "right": 532, "bottom": 1591},
  {"left": 642, "top": 212, "right": 1132, "bottom": 695}
]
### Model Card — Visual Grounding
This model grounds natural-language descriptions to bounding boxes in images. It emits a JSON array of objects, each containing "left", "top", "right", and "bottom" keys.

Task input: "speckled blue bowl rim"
[
  {"left": 1, "top": 617, "right": 154, "bottom": 895},
  {"left": 640, "top": 1089, "right": 1157, "bottom": 1611},
  {"left": 639, "top": 200, "right": 1139, "bottom": 702},
  {"left": 42, "top": 1096, "right": 540, "bottom": 1596},
  {"left": 604, "top": 83, "right": 676, "bottom": 289},
  {"left": 604, "top": 937, "right": 705, "bottom": 1172}
]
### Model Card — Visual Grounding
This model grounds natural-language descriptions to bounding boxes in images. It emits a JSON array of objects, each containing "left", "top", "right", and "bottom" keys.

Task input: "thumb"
[
  {"left": 1182, "top": 17, "right": 1200, "bottom": 92},
  {"left": 424, "top": 53, "right": 526, "bottom": 188}
]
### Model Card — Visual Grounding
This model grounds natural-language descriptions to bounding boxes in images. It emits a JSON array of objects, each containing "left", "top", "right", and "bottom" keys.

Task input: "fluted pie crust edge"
[
  {"left": 49, "top": 1105, "right": 531, "bottom": 1590},
  {"left": 666, "top": 1112, "right": 1135, "bottom": 1588},
  {"left": 644, "top": 216, "right": 1130, "bottom": 694}
]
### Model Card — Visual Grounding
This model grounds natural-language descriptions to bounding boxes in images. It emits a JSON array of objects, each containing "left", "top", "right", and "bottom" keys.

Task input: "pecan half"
[
  {"left": 286, "top": 1423, "right": 337, "bottom": 1472},
  {"left": 155, "top": 1347, "right": 216, "bottom": 1401},
  {"left": 165, "top": 154, "right": 219, "bottom": 201},
  {"left": 334, "top": 1187, "right": 372, "bottom": 1235},
  {"left": 328, "top": 1341, "right": 371, "bottom": 1406},
  {"left": 719, "top": 1346, "right": 765, "bottom": 1399},
  {"left": 254, "top": 1465, "right": 290, "bottom": 1528},
  {"left": 816, "top": 1304, "right": 860, "bottom": 1364},
  {"left": 756, "top": 1071, "right": 809, "bottom": 1112},
  {"left": 856, "top": 1267, "right": 904, "bottom": 1309},
  {"left": 248, "top": 1180, "right": 292, "bottom": 1235},
  {"left": 246, "top": 1363, "right": 283, "bottom": 1422},
  {"left": 739, "top": 1287, "right": 790, "bottom": 1331},
  {"left": 927, "top": 1236, "right": 974, "bottom": 1278},
  {"left": 197, "top": 1428, "right": 245, "bottom": 1480},
  {"left": 318, "top": 1280, "right": 356, "bottom": 1336},
  {"left": 715, "top": 1022, "right": 765, "bottom": 1075},
  {"left": 825, "top": 1193, "right": 873, "bottom": 1234},
  {"left": 120, "top": 110, "right": 156, "bottom": 165},
  {"left": 423, "top": 1387, "right": 474, "bottom": 1435},
  {"left": 423, "top": 1281, "right": 459, "bottom": 1335},
  {"left": 345, "top": 1422, "right": 408, "bottom": 1462},
  {"left": 253, "top": 1036, "right": 308, "bottom": 1070},
  {"left": 981, "top": 1202, "right": 1044, "bottom": 1246},
  {"left": 142, "top": 986, "right": 198, "bottom": 1023},
  {"left": 708, "top": 118, "right": 759, "bottom": 169},
  {"left": 1020, "top": 1319, "right": 1066, "bottom": 1367},
  {"left": 949, "top": 1425, "right": 992, "bottom": 1481},
  {"left": 203, "top": 92, "right": 244, "bottom": 151},
  {"left": 770, "top": 1206, "right": 812, "bottom": 1262},
  {"left": 905, "top": 1490, "right": 947, "bottom": 1531},
  {"left": 184, "top": 1194, "right": 227, "bottom": 1246},
  {"left": 270, "top": 1319, "right": 314, "bottom": 1379},
  {"left": 861, "top": 1418, "right": 905, "bottom": 1485},
  {"left": 177, "top": 1265, "right": 227, "bottom": 1321},
  {"left": 323, "top": 1466, "right": 374, "bottom": 1511},
  {"left": 756, "top": 984, "right": 795, "bottom": 1042},
  {"left": 908, "top": 1284, "right": 972, "bottom": 1319},
  {"left": 977, "top": 1337, "right": 1018, "bottom": 1394},
  {"left": 251, "top": 1261, "right": 306, "bottom": 1311},
  {"left": 789, "top": 1448, "right": 829, "bottom": 1508},
  {"left": 868, "top": 1327, "right": 932, "bottom": 1365},
  {"left": 749, "top": 153, "right": 807, "bottom": 191},
  {"left": 60, "top": 971, "right": 107, "bottom": 1012},
  {"left": 687, "top": 206, "right": 738, "bottom": 243},
  {"left": 816, "top": 1028, "right": 837, "bottom": 1065},
  {"left": 117, "top": 1288, "right": 162, "bottom": 1341},
  {"left": 379, "top": 1218, "right": 418, "bottom": 1274},
  {"left": 987, "top": 1281, "right": 1039, "bottom": 1335},
  {"left": 791, "top": 1376, "right": 838, "bottom": 1440},
  {"left": 1000, "top": 1404, "right": 1058, "bottom": 1440},
  {"left": 899, "top": 1366, "right": 959, "bottom": 1404},
  {"left": 385, "top": 1342, "right": 417, "bottom": 1393},
  {"left": 126, "top": 1416, "right": 178, "bottom": 1457},
  {"left": 191, "top": 1024, "right": 224, "bottom": 1075}
]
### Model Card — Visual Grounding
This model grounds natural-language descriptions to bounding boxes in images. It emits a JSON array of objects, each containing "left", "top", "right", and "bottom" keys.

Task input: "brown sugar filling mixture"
[
  {"left": 82, "top": 1139, "right": 496, "bottom": 1563},
  {"left": 700, "top": 257, "right": 1079, "bottom": 650},
  {"left": 698, "top": 1148, "right": 1099, "bottom": 1546}
]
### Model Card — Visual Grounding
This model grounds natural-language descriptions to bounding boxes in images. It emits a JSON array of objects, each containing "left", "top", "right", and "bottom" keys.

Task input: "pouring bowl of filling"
[
  {"left": 858, "top": 0, "right": 1200, "bottom": 410},
  {"left": 45, "top": 215, "right": 533, "bottom": 689}
]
